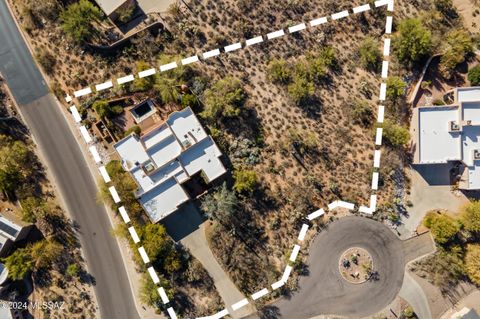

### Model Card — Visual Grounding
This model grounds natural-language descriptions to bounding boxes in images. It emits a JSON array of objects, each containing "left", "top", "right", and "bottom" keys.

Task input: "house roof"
[
  {"left": 94, "top": 0, "right": 127, "bottom": 16},
  {"left": 114, "top": 107, "right": 226, "bottom": 221}
]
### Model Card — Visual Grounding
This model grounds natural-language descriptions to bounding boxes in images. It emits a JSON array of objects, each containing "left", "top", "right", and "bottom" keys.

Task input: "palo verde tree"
[
  {"left": 60, "top": 0, "right": 103, "bottom": 43},
  {"left": 201, "top": 77, "right": 246, "bottom": 123},
  {"left": 393, "top": 18, "right": 432, "bottom": 66}
]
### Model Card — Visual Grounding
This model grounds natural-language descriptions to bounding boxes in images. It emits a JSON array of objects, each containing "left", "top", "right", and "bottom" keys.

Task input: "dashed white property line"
[
  {"left": 289, "top": 245, "right": 301, "bottom": 262},
  {"left": 79, "top": 126, "right": 92, "bottom": 143},
  {"left": 231, "top": 298, "right": 249, "bottom": 311},
  {"left": 328, "top": 200, "right": 355, "bottom": 211},
  {"left": 297, "top": 224, "right": 309, "bottom": 241},
  {"left": 158, "top": 287, "right": 170, "bottom": 304},
  {"left": 108, "top": 186, "right": 121, "bottom": 203},
  {"left": 375, "top": 0, "right": 394, "bottom": 10},
  {"left": 375, "top": 128, "right": 383, "bottom": 145},
  {"left": 309, "top": 16, "right": 328, "bottom": 27},
  {"left": 245, "top": 36, "right": 263, "bottom": 46},
  {"left": 267, "top": 29, "right": 285, "bottom": 40},
  {"left": 377, "top": 105, "right": 385, "bottom": 123},
  {"left": 128, "top": 226, "right": 140, "bottom": 244},
  {"left": 148, "top": 266, "right": 160, "bottom": 284},
  {"left": 307, "top": 208, "right": 325, "bottom": 220},
  {"left": 202, "top": 49, "right": 221, "bottom": 59},
  {"left": 95, "top": 80, "right": 113, "bottom": 92},
  {"left": 331, "top": 10, "right": 349, "bottom": 20},
  {"left": 117, "top": 74, "right": 135, "bottom": 85},
  {"left": 379, "top": 82, "right": 387, "bottom": 101},
  {"left": 281, "top": 265, "right": 293, "bottom": 283},
  {"left": 138, "top": 68, "right": 156, "bottom": 78},
  {"left": 167, "top": 307, "right": 178, "bottom": 319},
  {"left": 381, "top": 61, "right": 389, "bottom": 78},
  {"left": 181, "top": 55, "right": 199, "bottom": 65},
  {"left": 160, "top": 62, "right": 178, "bottom": 72},
  {"left": 65, "top": 95, "right": 72, "bottom": 103},
  {"left": 74, "top": 87, "right": 92, "bottom": 97},
  {"left": 371, "top": 172, "right": 379, "bottom": 190},
  {"left": 89, "top": 145, "right": 102, "bottom": 163},
  {"left": 118, "top": 206, "right": 131, "bottom": 223},
  {"left": 385, "top": 16, "right": 393, "bottom": 34},
  {"left": 383, "top": 38, "right": 391, "bottom": 56},
  {"left": 288, "top": 23, "right": 306, "bottom": 33},
  {"left": 98, "top": 166, "right": 111, "bottom": 183},
  {"left": 251, "top": 288, "right": 269, "bottom": 301},
  {"left": 224, "top": 42, "right": 242, "bottom": 53},
  {"left": 70, "top": 106, "right": 82, "bottom": 122},
  {"left": 353, "top": 4, "right": 371, "bottom": 13},
  {"left": 138, "top": 247, "right": 150, "bottom": 264},
  {"left": 373, "top": 150, "right": 382, "bottom": 168},
  {"left": 271, "top": 280, "right": 284, "bottom": 290}
]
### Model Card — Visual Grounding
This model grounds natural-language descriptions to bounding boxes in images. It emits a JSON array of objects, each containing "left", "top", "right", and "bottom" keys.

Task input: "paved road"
[
  {"left": 274, "top": 216, "right": 405, "bottom": 318},
  {"left": 0, "top": 2, "right": 141, "bottom": 318},
  {"left": 399, "top": 272, "right": 432, "bottom": 319}
]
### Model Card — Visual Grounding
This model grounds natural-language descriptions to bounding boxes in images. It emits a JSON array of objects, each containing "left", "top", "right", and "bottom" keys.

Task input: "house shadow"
[
  {"left": 411, "top": 163, "right": 456, "bottom": 186},
  {"left": 116, "top": 6, "right": 147, "bottom": 34},
  {"left": 161, "top": 201, "right": 206, "bottom": 242}
]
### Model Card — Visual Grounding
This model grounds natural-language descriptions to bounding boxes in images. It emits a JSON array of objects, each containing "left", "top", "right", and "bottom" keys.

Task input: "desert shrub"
[
  {"left": 60, "top": 0, "right": 103, "bottom": 43},
  {"left": 393, "top": 18, "right": 432, "bottom": 66},
  {"left": 439, "top": 29, "right": 474, "bottom": 79},
  {"left": 465, "top": 244, "right": 480, "bottom": 285},
  {"left": 424, "top": 211, "right": 460, "bottom": 244},
  {"left": 288, "top": 75, "right": 314, "bottom": 105},
  {"left": 201, "top": 77, "right": 245, "bottom": 122},
  {"left": 132, "top": 61, "right": 154, "bottom": 92},
  {"left": 434, "top": 0, "right": 458, "bottom": 21},
  {"left": 267, "top": 59, "right": 292, "bottom": 84},
  {"left": 352, "top": 100, "right": 373, "bottom": 127},
  {"left": 386, "top": 76, "right": 407, "bottom": 101},
  {"left": 124, "top": 125, "right": 141, "bottom": 137},
  {"left": 460, "top": 201, "right": 480, "bottom": 233},
  {"left": 382, "top": 120, "right": 410, "bottom": 146},
  {"left": 233, "top": 170, "right": 258, "bottom": 193},
  {"left": 358, "top": 37, "right": 382, "bottom": 71},
  {"left": 181, "top": 94, "right": 198, "bottom": 108},
  {"left": 93, "top": 100, "right": 123, "bottom": 119},
  {"left": 35, "top": 48, "right": 56, "bottom": 74},
  {"left": 307, "top": 47, "right": 336, "bottom": 80},
  {"left": 468, "top": 65, "right": 480, "bottom": 86}
]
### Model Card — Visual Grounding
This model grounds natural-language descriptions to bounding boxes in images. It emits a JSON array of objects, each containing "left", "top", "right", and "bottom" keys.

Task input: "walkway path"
[{"left": 399, "top": 272, "right": 432, "bottom": 319}]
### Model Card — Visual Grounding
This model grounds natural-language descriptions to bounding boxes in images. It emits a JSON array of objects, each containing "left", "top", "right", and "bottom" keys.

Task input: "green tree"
[
  {"left": 132, "top": 61, "right": 155, "bottom": 92},
  {"left": 465, "top": 244, "right": 480, "bottom": 285},
  {"left": 201, "top": 183, "right": 238, "bottom": 222},
  {"left": 201, "top": 77, "right": 246, "bottom": 122},
  {"left": 393, "top": 18, "right": 432, "bottom": 66},
  {"left": 141, "top": 224, "right": 181, "bottom": 274},
  {"left": 382, "top": 121, "right": 410, "bottom": 146},
  {"left": 3, "top": 248, "right": 34, "bottom": 280},
  {"left": 93, "top": 100, "right": 111, "bottom": 119},
  {"left": 66, "top": 263, "right": 80, "bottom": 278},
  {"left": 424, "top": 211, "right": 460, "bottom": 244},
  {"left": 181, "top": 94, "right": 198, "bottom": 108},
  {"left": 139, "top": 273, "right": 170, "bottom": 310},
  {"left": 30, "top": 239, "right": 63, "bottom": 269},
  {"left": 267, "top": 59, "right": 292, "bottom": 84},
  {"left": 20, "top": 197, "right": 48, "bottom": 223},
  {"left": 306, "top": 47, "right": 335, "bottom": 80},
  {"left": 288, "top": 75, "right": 314, "bottom": 105},
  {"left": 460, "top": 201, "right": 480, "bottom": 233},
  {"left": 468, "top": 65, "right": 480, "bottom": 86},
  {"left": 233, "top": 170, "right": 258, "bottom": 193},
  {"left": 358, "top": 37, "right": 382, "bottom": 71},
  {"left": 439, "top": 29, "right": 474, "bottom": 79},
  {"left": 0, "top": 169, "right": 20, "bottom": 200},
  {"left": 386, "top": 76, "right": 407, "bottom": 101},
  {"left": 60, "top": 0, "right": 103, "bottom": 43}
]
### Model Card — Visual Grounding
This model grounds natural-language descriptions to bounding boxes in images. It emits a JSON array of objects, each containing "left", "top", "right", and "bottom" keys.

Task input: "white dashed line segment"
[
  {"left": 245, "top": 36, "right": 264, "bottom": 46},
  {"left": 118, "top": 206, "right": 131, "bottom": 223},
  {"left": 160, "top": 62, "right": 178, "bottom": 72},
  {"left": 381, "top": 61, "right": 389, "bottom": 78},
  {"left": 383, "top": 38, "right": 391, "bottom": 56},
  {"left": 79, "top": 126, "right": 92, "bottom": 143},
  {"left": 231, "top": 298, "right": 249, "bottom": 311},
  {"left": 95, "top": 80, "right": 113, "bottom": 92},
  {"left": 148, "top": 267, "right": 160, "bottom": 284},
  {"left": 224, "top": 42, "right": 242, "bottom": 52},
  {"left": 297, "top": 224, "right": 309, "bottom": 241},
  {"left": 128, "top": 226, "right": 140, "bottom": 244},
  {"left": 309, "top": 17, "right": 328, "bottom": 27},
  {"left": 181, "top": 55, "right": 199, "bottom": 65},
  {"left": 353, "top": 4, "right": 371, "bottom": 13},
  {"left": 74, "top": 87, "right": 91, "bottom": 97},
  {"left": 307, "top": 208, "right": 325, "bottom": 220},
  {"left": 167, "top": 307, "right": 178, "bottom": 319},
  {"left": 158, "top": 287, "right": 170, "bottom": 304},
  {"left": 379, "top": 83, "right": 387, "bottom": 101},
  {"left": 385, "top": 16, "right": 393, "bottom": 34},
  {"left": 289, "top": 245, "right": 301, "bottom": 262},
  {"left": 108, "top": 186, "right": 121, "bottom": 203},
  {"left": 138, "top": 247, "right": 150, "bottom": 264},
  {"left": 138, "top": 68, "right": 156, "bottom": 78},
  {"left": 373, "top": 150, "right": 382, "bottom": 168},
  {"left": 281, "top": 265, "right": 293, "bottom": 282},
  {"left": 331, "top": 10, "right": 349, "bottom": 20},
  {"left": 117, "top": 74, "right": 134, "bottom": 85},
  {"left": 371, "top": 172, "right": 379, "bottom": 190},
  {"left": 375, "top": 128, "right": 383, "bottom": 145},
  {"left": 377, "top": 105, "right": 385, "bottom": 123},
  {"left": 288, "top": 23, "right": 306, "bottom": 33},
  {"left": 89, "top": 145, "right": 101, "bottom": 163},
  {"left": 267, "top": 29, "right": 285, "bottom": 40},
  {"left": 98, "top": 166, "right": 111, "bottom": 183},
  {"left": 251, "top": 288, "right": 269, "bottom": 300},
  {"left": 70, "top": 106, "right": 82, "bottom": 123},
  {"left": 203, "top": 49, "right": 221, "bottom": 59},
  {"left": 271, "top": 280, "right": 284, "bottom": 290}
]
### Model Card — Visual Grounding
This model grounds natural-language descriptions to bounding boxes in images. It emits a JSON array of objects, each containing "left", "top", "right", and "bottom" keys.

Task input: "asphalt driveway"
[{"left": 274, "top": 216, "right": 405, "bottom": 318}]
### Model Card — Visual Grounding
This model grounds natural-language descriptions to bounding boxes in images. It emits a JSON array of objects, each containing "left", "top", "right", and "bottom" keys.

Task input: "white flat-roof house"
[
  {"left": 94, "top": 0, "right": 135, "bottom": 20},
  {"left": 0, "top": 212, "right": 32, "bottom": 257},
  {"left": 114, "top": 107, "right": 226, "bottom": 222},
  {"left": 415, "top": 87, "right": 480, "bottom": 189}
]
